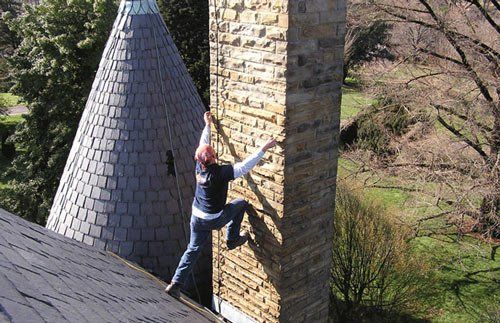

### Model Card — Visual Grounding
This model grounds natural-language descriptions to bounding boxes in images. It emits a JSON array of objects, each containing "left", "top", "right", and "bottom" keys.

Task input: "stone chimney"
[
  {"left": 46, "top": 0, "right": 210, "bottom": 292},
  {"left": 209, "top": 0, "right": 346, "bottom": 321}
]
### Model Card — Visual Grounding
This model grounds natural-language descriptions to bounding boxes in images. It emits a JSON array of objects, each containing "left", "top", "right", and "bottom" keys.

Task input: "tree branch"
[
  {"left": 416, "top": 0, "right": 496, "bottom": 107},
  {"left": 377, "top": 4, "right": 500, "bottom": 62},
  {"left": 488, "top": 0, "right": 500, "bottom": 12},
  {"left": 436, "top": 113, "right": 489, "bottom": 160},
  {"left": 375, "top": 3, "right": 430, "bottom": 14},
  {"left": 416, "top": 210, "right": 452, "bottom": 224},
  {"left": 367, "top": 184, "right": 420, "bottom": 192},
  {"left": 406, "top": 71, "right": 445, "bottom": 85},
  {"left": 435, "top": 104, "right": 493, "bottom": 133},
  {"left": 465, "top": 0, "right": 500, "bottom": 34},
  {"left": 381, "top": 0, "right": 497, "bottom": 111},
  {"left": 416, "top": 47, "right": 464, "bottom": 65},
  {"left": 386, "top": 162, "right": 477, "bottom": 177}
]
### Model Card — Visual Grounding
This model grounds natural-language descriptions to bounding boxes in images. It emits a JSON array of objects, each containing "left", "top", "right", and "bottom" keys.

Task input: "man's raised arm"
[
  {"left": 233, "top": 138, "right": 276, "bottom": 179},
  {"left": 199, "top": 111, "right": 212, "bottom": 147}
]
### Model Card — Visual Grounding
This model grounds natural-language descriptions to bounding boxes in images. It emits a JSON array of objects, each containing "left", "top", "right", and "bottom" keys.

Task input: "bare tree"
[
  {"left": 331, "top": 182, "right": 433, "bottom": 321},
  {"left": 343, "top": 0, "right": 393, "bottom": 82},
  {"left": 364, "top": 0, "right": 499, "bottom": 237}
]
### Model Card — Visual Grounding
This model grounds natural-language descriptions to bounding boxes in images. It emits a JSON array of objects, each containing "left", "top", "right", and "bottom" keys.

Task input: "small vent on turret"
[{"left": 166, "top": 150, "right": 175, "bottom": 176}]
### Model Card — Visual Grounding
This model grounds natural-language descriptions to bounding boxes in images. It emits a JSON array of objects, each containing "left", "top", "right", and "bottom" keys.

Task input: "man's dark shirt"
[{"left": 192, "top": 162, "right": 234, "bottom": 214}]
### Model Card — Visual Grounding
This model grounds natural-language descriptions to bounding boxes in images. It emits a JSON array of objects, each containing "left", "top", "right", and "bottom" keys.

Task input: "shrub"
[
  {"left": 330, "top": 182, "right": 434, "bottom": 322},
  {"left": 0, "top": 115, "right": 17, "bottom": 159},
  {"left": 355, "top": 113, "right": 391, "bottom": 155},
  {"left": 354, "top": 98, "right": 414, "bottom": 155},
  {"left": 1, "top": 139, "right": 15, "bottom": 159},
  {"left": 0, "top": 57, "right": 13, "bottom": 92},
  {"left": 0, "top": 94, "right": 5, "bottom": 115},
  {"left": 344, "top": 0, "right": 394, "bottom": 82},
  {"left": 1, "top": 0, "right": 22, "bottom": 92}
]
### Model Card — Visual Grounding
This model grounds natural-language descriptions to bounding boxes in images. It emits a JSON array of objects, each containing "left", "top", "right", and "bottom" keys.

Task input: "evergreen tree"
[
  {"left": 0, "top": 0, "right": 22, "bottom": 91},
  {"left": 0, "top": 0, "right": 21, "bottom": 55},
  {"left": 159, "top": 0, "right": 209, "bottom": 106},
  {"left": 2, "top": 0, "right": 117, "bottom": 224}
]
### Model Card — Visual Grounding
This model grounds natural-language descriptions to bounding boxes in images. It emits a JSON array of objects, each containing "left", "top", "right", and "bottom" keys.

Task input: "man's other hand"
[
  {"left": 204, "top": 111, "right": 212, "bottom": 126},
  {"left": 262, "top": 138, "right": 277, "bottom": 152}
]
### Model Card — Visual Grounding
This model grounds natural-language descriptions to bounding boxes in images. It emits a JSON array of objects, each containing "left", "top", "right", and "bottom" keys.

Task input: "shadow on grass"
[
  {"left": 445, "top": 266, "right": 500, "bottom": 320},
  {"left": 330, "top": 299, "right": 432, "bottom": 323},
  {"left": 409, "top": 234, "right": 500, "bottom": 321}
]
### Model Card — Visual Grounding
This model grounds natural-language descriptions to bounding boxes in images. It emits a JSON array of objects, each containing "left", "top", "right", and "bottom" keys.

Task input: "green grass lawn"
[
  {"left": 340, "top": 87, "right": 375, "bottom": 120},
  {"left": 412, "top": 236, "right": 499, "bottom": 323},
  {"left": 338, "top": 157, "right": 413, "bottom": 210},
  {"left": 0, "top": 92, "right": 21, "bottom": 107},
  {"left": 338, "top": 157, "right": 499, "bottom": 322},
  {"left": 0, "top": 114, "right": 23, "bottom": 126}
]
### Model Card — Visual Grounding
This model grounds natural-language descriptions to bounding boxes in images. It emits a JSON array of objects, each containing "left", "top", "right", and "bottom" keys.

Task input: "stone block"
[
  {"left": 259, "top": 12, "right": 278, "bottom": 25},
  {"left": 222, "top": 8, "right": 238, "bottom": 20},
  {"left": 239, "top": 10, "right": 258, "bottom": 24}
]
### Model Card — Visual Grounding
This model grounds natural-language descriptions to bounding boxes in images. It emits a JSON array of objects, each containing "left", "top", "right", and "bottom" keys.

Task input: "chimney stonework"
[{"left": 210, "top": 0, "right": 346, "bottom": 321}]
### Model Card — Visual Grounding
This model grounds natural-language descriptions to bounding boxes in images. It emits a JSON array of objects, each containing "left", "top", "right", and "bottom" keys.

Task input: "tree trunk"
[
  {"left": 476, "top": 194, "right": 500, "bottom": 238},
  {"left": 477, "top": 94, "right": 500, "bottom": 238}
]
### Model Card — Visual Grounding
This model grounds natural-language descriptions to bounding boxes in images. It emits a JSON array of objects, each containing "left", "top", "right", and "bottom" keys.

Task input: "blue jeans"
[{"left": 172, "top": 198, "right": 248, "bottom": 285}]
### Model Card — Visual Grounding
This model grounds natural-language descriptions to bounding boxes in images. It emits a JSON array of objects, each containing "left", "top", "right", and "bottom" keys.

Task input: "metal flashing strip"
[
  {"left": 118, "top": 0, "right": 159, "bottom": 15},
  {"left": 212, "top": 295, "right": 258, "bottom": 323}
]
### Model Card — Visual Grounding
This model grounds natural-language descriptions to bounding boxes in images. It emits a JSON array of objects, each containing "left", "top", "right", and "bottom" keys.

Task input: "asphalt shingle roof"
[{"left": 0, "top": 208, "right": 213, "bottom": 322}]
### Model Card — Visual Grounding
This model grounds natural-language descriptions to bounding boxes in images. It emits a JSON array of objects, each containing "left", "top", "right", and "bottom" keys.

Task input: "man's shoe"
[
  {"left": 227, "top": 233, "right": 249, "bottom": 250},
  {"left": 165, "top": 282, "right": 181, "bottom": 298}
]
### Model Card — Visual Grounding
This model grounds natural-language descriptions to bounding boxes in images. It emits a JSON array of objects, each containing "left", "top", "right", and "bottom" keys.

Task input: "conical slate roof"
[{"left": 46, "top": 0, "right": 206, "bottom": 280}]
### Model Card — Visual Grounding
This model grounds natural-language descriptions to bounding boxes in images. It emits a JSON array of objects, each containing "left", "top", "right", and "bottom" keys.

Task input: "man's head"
[{"left": 195, "top": 144, "right": 216, "bottom": 168}]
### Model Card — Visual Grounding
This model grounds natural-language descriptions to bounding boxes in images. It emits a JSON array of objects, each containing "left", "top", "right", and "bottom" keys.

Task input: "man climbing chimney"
[{"left": 165, "top": 111, "right": 276, "bottom": 297}]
